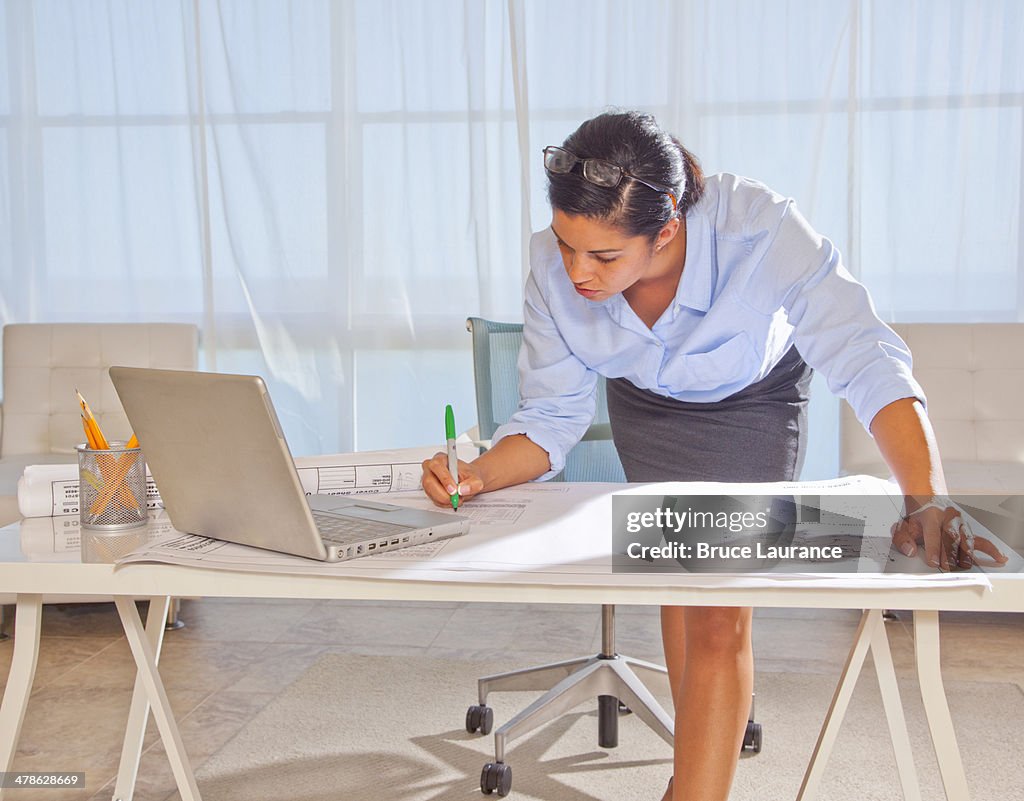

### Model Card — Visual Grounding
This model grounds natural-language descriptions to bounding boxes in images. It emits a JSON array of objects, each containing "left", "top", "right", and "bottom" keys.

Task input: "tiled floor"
[{"left": 0, "top": 601, "right": 1021, "bottom": 800}]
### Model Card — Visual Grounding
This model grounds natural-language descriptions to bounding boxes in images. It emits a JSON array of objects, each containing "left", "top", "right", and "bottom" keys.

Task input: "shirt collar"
[
  {"left": 602, "top": 291, "right": 630, "bottom": 327},
  {"left": 673, "top": 211, "right": 711, "bottom": 314}
]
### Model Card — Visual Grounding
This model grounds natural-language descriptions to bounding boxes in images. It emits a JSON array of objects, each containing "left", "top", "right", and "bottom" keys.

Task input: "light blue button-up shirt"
[{"left": 493, "top": 173, "right": 925, "bottom": 479}]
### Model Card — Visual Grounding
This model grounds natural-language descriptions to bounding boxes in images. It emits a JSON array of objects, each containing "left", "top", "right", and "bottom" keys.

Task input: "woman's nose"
[{"left": 566, "top": 255, "right": 591, "bottom": 283}]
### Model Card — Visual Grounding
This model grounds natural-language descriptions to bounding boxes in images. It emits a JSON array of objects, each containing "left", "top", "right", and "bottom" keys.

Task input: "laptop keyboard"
[{"left": 312, "top": 511, "right": 416, "bottom": 546}]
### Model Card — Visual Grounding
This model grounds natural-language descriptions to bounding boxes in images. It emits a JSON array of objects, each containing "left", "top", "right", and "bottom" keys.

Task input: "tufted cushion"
[
  {"left": 1, "top": 323, "right": 198, "bottom": 457},
  {"left": 839, "top": 323, "right": 1024, "bottom": 492}
]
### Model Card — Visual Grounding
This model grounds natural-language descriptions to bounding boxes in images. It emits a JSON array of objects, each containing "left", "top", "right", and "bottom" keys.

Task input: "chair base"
[
  {"left": 473, "top": 652, "right": 674, "bottom": 764},
  {"left": 467, "top": 652, "right": 762, "bottom": 793}
]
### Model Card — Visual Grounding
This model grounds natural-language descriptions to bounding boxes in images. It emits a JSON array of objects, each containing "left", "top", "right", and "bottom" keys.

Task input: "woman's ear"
[{"left": 654, "top": 218, "right": 681, "bottom": 253}]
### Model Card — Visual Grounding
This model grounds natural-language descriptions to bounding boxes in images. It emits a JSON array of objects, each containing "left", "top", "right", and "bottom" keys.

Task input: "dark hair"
[{"left": 547, "top": 111, "right": 705, "bottom": 240}]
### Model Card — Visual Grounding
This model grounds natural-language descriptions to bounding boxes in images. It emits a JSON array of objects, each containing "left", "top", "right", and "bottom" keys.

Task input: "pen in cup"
[{"left": 445, "top": 404, "right": 459, "bottom": 510}]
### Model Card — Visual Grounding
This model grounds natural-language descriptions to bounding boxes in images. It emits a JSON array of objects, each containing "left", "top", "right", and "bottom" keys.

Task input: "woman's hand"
[
  {"left": 421, "top": 452, "right": 486, "bottom": 508},
  {"left": 421, "top": 434, "right": 550, "bottom": 508},
  {"left": 890, "top": 503, "right": 1009, "bottom": 570}
]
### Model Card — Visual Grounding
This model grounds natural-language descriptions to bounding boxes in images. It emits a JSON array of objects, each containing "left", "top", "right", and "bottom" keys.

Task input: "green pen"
[{"left": 445, "top": 404, "right": 460, "bottom": 510}]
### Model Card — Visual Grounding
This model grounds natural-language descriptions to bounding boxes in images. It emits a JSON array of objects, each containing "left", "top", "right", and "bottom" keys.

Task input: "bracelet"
[
  {"left": 901, "top": 497, "right": 975, "bottom": 558},
  {"left": 903, "top": 497, "right": 955, "bottom": 519}
]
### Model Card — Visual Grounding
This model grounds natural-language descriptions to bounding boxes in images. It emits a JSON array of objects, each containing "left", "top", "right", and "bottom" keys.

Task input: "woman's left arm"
[
  {"left": 869, "top": 397, "right": 1005, "bottom": 570},
  {"left": 742, "top": 189, "right": 1003, "bottom": 568},
  {"left": 869, "top": 397, "right": 946, "bottom": 499},
  {"left": 869, "top": 398, "right": 954, "bottom": 567}
]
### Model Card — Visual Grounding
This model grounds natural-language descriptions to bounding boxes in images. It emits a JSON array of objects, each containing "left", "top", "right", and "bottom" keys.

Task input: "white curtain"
[{"left": 2, "top": 1, "right": 1022, "bottom": 477}]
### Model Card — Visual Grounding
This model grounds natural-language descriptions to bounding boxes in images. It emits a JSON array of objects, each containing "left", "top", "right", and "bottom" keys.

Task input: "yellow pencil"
[
  {"left": 81, "top": 414, "right": 99, "bottom": 450},
  {"left": 76, "top": 388, "right": 109, "bottom": 449}
]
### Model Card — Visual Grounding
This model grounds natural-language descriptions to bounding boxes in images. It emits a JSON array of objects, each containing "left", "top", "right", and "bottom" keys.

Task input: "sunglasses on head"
[{"left": 543, "top": 145, "right": 678, "bottom": 212}]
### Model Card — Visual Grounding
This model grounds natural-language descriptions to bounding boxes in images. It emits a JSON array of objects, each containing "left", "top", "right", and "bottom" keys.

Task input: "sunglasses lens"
[
  {"left": 544, "top": 147, "right": 576, "bottom": 174},
  {"left": 582, "top": 159, "right": 621, "bottom": 187}
]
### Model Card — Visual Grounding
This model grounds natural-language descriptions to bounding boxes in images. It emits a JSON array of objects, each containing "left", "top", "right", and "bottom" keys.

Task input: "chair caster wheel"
[
  {"left": 466, "top": 704, "right": 494, "bottom": 735},
  {"left": 480, "top": 762, "right": 512, "bottom": 796},
  {"left": 742, "top": 721, "right": 762, "bottom": 753}
]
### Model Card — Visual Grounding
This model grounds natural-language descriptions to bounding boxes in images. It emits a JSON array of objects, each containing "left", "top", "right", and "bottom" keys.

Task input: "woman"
[{"left": 422, "top": 110, "right": 998, "bottom": 801}]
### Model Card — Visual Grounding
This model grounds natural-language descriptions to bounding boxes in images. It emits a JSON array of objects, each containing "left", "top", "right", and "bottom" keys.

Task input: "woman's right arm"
[
  {"left": 420, "top": 231, "right": 598, "bottom": 507},
  {"left": 421, "top": 433, "right": 551, "bottom": 507}
]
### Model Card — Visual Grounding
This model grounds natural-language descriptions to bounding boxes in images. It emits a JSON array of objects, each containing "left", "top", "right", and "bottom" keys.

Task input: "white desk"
[{"left": 1, "top": 483, "right": 1021, "bottom": 801}]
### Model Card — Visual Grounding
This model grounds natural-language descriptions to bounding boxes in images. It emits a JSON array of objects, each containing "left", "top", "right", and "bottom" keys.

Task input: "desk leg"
[
  {"left": 0, "top": 594, "right": 42, "bottom": 784},
  {"left": 913, "top": 610, "right": 969, "bottom": 801},
  {"left": 113, "top": 596, "right": 201, "bottom": 801},
  {"left": 797, "top": 609, "right": 875, "bottom": 801},
  {"left": 869, "top": 609, "right": 921, "bottom": 801},
  {"left": 112, "top": 597, "right": 170, "bottom": 801}
]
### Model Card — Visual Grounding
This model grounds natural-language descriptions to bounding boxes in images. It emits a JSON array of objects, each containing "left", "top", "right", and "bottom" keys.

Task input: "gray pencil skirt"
[{"left": 606, "top": 346, "right": 813, "bottom": 484}]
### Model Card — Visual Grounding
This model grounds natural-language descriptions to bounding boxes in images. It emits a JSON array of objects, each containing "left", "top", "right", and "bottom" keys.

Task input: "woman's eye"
[{"left": 594, "top": 255, "right": 616, "bottom": 264}]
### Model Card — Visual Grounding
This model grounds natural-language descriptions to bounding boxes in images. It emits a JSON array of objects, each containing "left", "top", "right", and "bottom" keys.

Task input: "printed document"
[
  {"left": 112, "top": 476, "right": 1009, "bottom": 590},
  {"left": 17, "top": 441, "right": 477, "bottom": 518}
]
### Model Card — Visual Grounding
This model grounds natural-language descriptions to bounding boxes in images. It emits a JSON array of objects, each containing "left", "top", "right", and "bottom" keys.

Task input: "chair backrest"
[
  {"left": 1, "top": 323, "right": 199, "bottom": 457},
  {"left": 466, "top": 317, "right": 626, "bottom": 483},
  {"left": 840, "top": 323, "right": 1024, "bottom": 474}
]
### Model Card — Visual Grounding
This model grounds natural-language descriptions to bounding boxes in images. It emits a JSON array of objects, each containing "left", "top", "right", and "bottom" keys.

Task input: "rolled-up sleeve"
[
  {"left": 491, "top": 265, "right": 598, "bottom": 480},
  {"left": 753, "top": 199, "right": 926, "bottom": 433}
]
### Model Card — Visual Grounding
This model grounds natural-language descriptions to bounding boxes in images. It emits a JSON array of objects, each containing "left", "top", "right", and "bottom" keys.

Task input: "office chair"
[{"left": 463, "top": 317, "right": 763, "bottom": 797}]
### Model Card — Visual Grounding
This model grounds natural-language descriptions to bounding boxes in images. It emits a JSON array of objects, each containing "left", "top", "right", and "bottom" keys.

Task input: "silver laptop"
[{"left": 109, "top": 366, "right": 470, "bottom": 562}]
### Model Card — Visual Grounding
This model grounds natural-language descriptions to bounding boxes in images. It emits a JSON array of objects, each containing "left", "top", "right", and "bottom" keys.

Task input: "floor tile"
[
  {"left": 90, "top": 690, "right": 276, "bottom": 801},
  {"left": 752, "top": 606, "right": 864, "bottom": 622},
  {"left": 751, "top": 617, "right": 867, "bottom": 674},
  {"left": 39, "top": 602, "right": 139, "bottom": 638},
  {"left": 0, "top": 635, "right": 120, "bottom": 695},
  {"left": 7, "top": 685, "right": 208, "bottom": 800},
  {"left": 47, "top": 638, "right": 272, "bottom": 693},
  {"left": 937, "top": 610, "right": 1024, "bottom": 627},
  {"left": 318, "top": 598, "right": 464, "bottom": 610},
  {"left": 453, "top": 601, "right": 601, "bottom": 615},
  {"left": 169, "top": 598, "right": 318, "bottom": 643},
  {"left": 277, "top": 603, "right": 457, "bottom": 647},
  {"left": 889, "top": 616, "right": 1024, "bottom": 687},
  {"left": 431, "top": 606, "right": 600, "bottom": 655}
]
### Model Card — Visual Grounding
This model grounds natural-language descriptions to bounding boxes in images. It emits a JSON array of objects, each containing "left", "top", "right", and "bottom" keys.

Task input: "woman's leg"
[
  {"left": 661, "top": 605, "right": 686, "bottom": 707},
  {"left": 661, "top": 605, "right": 753, "bottom": 801},
  {"left": 660, "top": 606, "right": 685, "bottom": 801}
]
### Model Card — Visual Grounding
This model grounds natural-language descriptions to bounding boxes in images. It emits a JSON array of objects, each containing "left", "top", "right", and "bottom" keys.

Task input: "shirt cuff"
[
  {"left": 491, "top": 422, "right": 565, "bottom": 482},
  {"left": 852, "top": 372, "right": 928, "bottom": 435}
]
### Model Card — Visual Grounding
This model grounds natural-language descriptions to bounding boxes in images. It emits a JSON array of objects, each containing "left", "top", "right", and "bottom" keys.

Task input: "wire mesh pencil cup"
[{"left": 77, "top": 441, "right": 148, "bottom": 530}]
